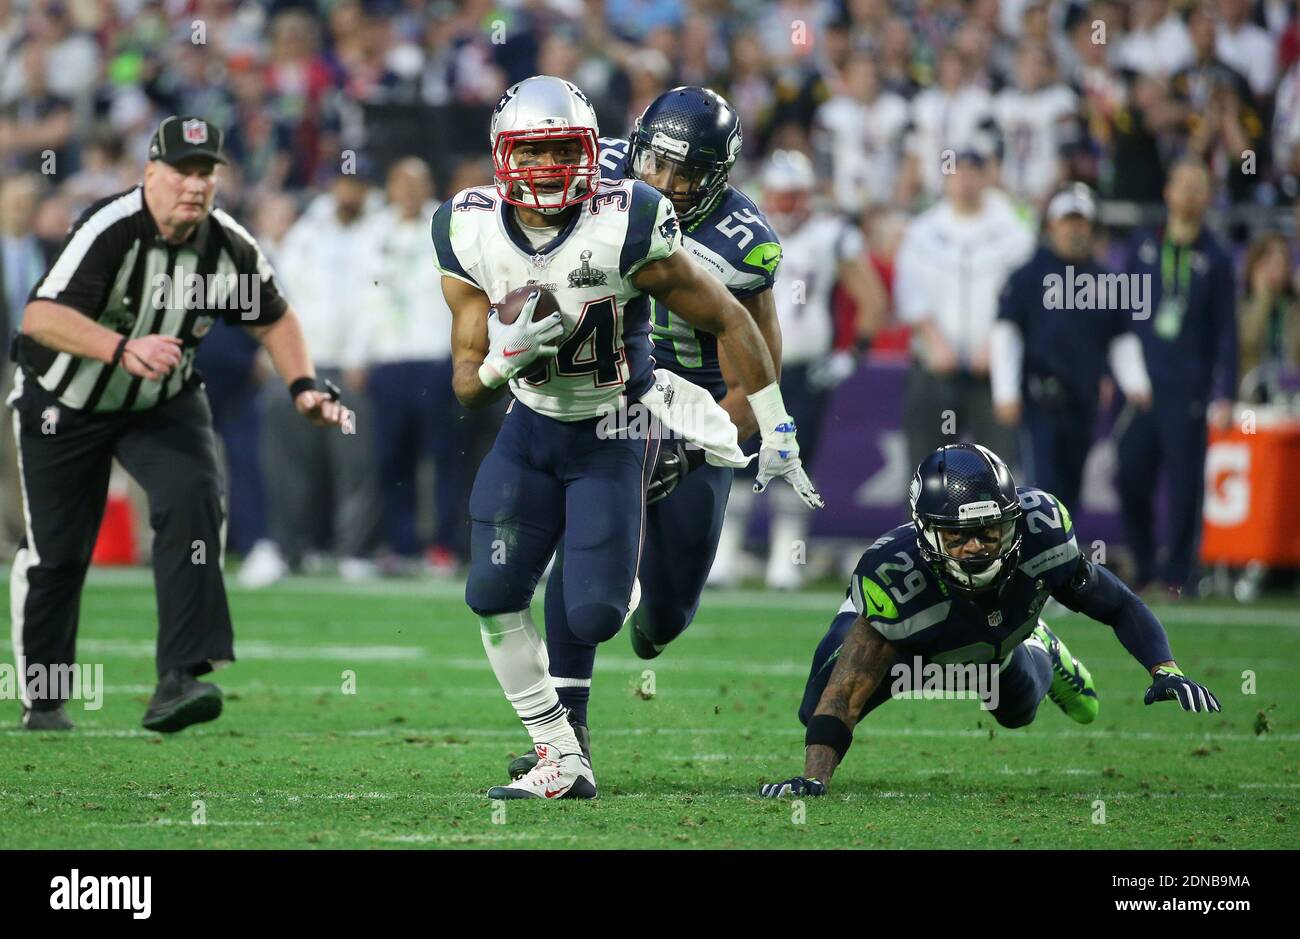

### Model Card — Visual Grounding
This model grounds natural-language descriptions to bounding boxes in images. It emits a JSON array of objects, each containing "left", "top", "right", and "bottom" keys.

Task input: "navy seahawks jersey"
[
  {"left": 598, "top": 137, "right": 781, "bottom": 399},
  {"left": 843, "top": 488, "right": 1081, "bottom": 666}
]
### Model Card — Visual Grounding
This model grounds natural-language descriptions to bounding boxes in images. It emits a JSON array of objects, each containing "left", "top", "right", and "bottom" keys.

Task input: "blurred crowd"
[{"left": 2, "top": 0, "right": 1300, "bottom": 594}]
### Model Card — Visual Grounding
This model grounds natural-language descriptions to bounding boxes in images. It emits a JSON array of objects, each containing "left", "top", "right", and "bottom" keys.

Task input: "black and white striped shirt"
[{"left": 15, "top": 186, "right": 287, "bottom": 413}]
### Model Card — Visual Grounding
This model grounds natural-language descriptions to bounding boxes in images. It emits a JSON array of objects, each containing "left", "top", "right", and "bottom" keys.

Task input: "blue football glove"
[
  {"left": 759, "top": 776, "right": 826, "bottom": 798},
  {"left": 1144, "top": 665, "right": 1221, "bottom": 712}
]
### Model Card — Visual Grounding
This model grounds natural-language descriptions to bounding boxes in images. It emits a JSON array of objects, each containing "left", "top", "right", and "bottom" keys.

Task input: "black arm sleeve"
[{"left": 1052, "top": 557, "right": 1173, "bottom": 672}]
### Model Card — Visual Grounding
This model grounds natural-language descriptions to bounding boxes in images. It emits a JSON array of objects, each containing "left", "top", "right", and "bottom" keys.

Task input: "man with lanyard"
[{"left": 1116, "top": 158, "right": 1237, "bottom": 596}]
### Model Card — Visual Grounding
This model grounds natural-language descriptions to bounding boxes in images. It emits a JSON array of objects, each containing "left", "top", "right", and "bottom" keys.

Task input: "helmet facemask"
[
  {"left": 493, "top": 126, "right": 600, "bottom": 215},
  {"left": 914, "top": 498, "right": 1022, "bottom": 597},
  {"left": 628, "top": 136, "right": 728, "bottom": 223}
]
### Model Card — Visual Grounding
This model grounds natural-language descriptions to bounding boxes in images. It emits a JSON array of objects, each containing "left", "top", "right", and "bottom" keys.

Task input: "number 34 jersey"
[
  {"left": 598, "top": 138, "right": 782, "bottom": 399},
  {"left": 432, "top": 180, "right": 681, "bottom": 422},
  {"left": 843, "top": 488, "right": 1082, "bottom": 666}
]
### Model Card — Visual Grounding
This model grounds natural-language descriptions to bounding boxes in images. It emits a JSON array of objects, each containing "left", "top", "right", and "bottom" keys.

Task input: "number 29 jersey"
[
  {"left": 432, "top": 180, "right": 681, "bottom": 421},
  {"left": 843, "top": 488, "right": 1082, "bottom": 666},
  {"left": 598, "top": 138, "right": 782, "bottom": 399}
]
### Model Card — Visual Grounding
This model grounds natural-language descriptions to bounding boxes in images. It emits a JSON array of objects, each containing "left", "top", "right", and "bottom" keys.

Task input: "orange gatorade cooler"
[{"left": 1201, "top": 411, "right": 1300, "bottom": 566}]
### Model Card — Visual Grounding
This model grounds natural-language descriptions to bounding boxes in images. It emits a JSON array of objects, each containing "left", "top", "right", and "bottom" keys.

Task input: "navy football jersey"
[
  {"left": 598, "top": 137, "right": 781, "bottom": 399},
  {"left": 843, "top": 488, "right": 1081, "bottom": 666}
]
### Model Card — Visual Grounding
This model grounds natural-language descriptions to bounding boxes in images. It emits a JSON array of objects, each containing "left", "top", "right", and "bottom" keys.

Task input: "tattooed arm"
[{"left": 803, "top": 616, "right": 897, "bottom": 788}]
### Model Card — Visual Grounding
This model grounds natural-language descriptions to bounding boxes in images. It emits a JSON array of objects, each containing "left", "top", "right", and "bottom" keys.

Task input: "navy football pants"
[
  {"left": 546, "top": 458, "right": 733, "bottom": 652},
  {"left": 797, "top": 611, "right": 1052, "bottom": 729},
  {"left": 465, "top": 401, "right": 658, "bottom": 647}
]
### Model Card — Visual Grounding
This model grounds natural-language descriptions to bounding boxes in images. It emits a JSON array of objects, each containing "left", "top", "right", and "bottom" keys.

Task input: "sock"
[
  {"left": 710, "top": 481, "right": 753, "bottom": 583},
  {"left": 479, "top": 610, "right": 581, "bottom": 754},
  {"left": 542, "top": 559, "right": 594, "bottom": 725}
]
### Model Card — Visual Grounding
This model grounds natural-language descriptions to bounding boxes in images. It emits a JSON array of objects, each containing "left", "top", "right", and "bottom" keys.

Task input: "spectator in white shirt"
[
  {"left": 994, "top": 42, "right": 1079, "bottom": 207},
  {"left": 1215, "top": 0, "right": 1278, "bottom": 100},
  {"left": 350, "top": 158, "right": 467, "bottom": 575},
  {"left": 899, "top": 47, "right": 998, "bottom": 203},
  {"left": 262, "top": 170, "right": 381, "bottom": 580},
  {"left": 1118, "top": 0, "right": 1195, "bottom": 78},
  {"left": 894, "top": 146, "right": 1036, "bottom": 470},
  {"left": 813, "top": 57, "right": 911, "bottom": 212}
]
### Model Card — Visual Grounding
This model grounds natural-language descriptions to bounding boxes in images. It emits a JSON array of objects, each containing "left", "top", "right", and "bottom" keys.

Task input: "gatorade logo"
[{"left": 1204, "top": 442, "right": 1250, "bottom": 526}]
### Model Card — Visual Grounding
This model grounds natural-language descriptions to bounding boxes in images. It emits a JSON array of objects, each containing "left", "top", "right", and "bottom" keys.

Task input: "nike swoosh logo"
[
  {"left": 543, "top": 786, "right": 570, "bottom": 798},
  {"left": 503, "top": 349, "right": 526, "bottom": 357}
]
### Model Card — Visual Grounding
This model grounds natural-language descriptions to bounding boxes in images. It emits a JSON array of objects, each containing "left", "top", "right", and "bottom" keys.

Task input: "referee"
[{"left": 10, "top": 115, "right": 347, "bottom": 732}]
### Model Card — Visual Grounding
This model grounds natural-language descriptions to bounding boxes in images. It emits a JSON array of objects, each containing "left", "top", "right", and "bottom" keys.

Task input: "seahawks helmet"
[
  {"left": 909, "top": 444, "right": 1022, "bottom": 597},
  {"left": 489, "top": 75, "right": 600, "bottom": 215},
  {"left": 627, "top": 86, "right": 742, "bottom": 223}
]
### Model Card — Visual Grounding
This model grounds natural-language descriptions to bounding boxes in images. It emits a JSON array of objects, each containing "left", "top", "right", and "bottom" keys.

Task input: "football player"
[
  {"left": 759, "top": 443, "right": 1221, "bottom": 798},
  {"left": 434, "top": 76, "right": 821, "bottom": 800},
  {"left": 599, "top": 88, "right": 790, "bottom": 653},
  {"left": 712, "top": 149, "right": 882, "bottom": 591},
  {"left": 508, "top": 85, "right": 798, "bottom": 785}
]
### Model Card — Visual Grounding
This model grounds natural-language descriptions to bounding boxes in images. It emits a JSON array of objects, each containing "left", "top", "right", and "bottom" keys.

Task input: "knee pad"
[
  {"left": 565, "top": 602, "right": 625, "bottom": 645},
  {"left": 634, "top": 602, "right": 689, "bottom": 646}
]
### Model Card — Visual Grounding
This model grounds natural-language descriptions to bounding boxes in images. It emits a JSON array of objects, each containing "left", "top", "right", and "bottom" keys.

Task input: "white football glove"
[
  {"left": 478, "top": 291, "right": 565, "bottom": 389},
  {"left": 753, "top": 421, "right": 824, "bottom": 509}
]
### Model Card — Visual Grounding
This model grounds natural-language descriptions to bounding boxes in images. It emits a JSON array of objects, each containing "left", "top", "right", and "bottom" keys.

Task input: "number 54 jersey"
[
  {"left": 844, "top": 488, "right": 1082, "bottom": 667},
  {"left": 432, "top": 180, "right": 681, "bottom": 421},
  {"left": 598, "top": 138, "right": 781, "bottom": 400}
]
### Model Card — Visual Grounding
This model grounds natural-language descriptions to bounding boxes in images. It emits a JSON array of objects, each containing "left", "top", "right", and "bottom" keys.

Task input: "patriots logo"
[
  {"left": 182, "top": 119, "right": 208, "bottom": 145},
  {"left": 659, "top": 213, "right": 679, "bottom": 244}
]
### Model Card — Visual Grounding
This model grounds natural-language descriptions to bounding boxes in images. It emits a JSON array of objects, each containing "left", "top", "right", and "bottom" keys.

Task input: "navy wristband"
[{"left": 288, "top": 376, "right": 318, "bottom": 400}]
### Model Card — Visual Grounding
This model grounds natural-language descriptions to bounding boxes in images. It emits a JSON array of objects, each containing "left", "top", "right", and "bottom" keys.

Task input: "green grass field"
[{"left": 1, "top": 569, "right": 1297, "bottom": 849}]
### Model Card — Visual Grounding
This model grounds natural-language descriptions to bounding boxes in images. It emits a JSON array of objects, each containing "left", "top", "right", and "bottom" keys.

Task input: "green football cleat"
[{"left": 1033, "top": 623, "right": 1099, "bottom": 724}]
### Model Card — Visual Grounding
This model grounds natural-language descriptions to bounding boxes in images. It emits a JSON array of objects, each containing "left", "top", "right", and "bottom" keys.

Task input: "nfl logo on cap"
[{"left": 182, "top": 119, "right": 208, "bottom": 145}]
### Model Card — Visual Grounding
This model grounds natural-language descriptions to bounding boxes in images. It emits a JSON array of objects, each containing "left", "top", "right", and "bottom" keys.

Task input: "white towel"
[{"left": 636, "top": 368, "right": 754, "bottom": 469}]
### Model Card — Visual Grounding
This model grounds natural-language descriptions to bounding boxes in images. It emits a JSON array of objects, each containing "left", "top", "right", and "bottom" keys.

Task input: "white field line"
[
  {"left": 3, "top": 724, "right": 1295, "bottom": 742},
  {"left": 3, "top": 639, "right": 1290, "bottom": 678},
  {"left": 20, "top": 566, "right": 1300, "bottom": 626},
  {"left": 3, "top": 774, "right": 1297, "bottom": 798}
]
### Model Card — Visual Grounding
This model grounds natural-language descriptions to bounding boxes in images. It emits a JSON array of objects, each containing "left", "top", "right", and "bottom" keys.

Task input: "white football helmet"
[
  {"left": 761, "top": 149, "right": 815, "bottom": 233},
  {"left": 489, "top": 75, "right": 600, "bottom": 215}
]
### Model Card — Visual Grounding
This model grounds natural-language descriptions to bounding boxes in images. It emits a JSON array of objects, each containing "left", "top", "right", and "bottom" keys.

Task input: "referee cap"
[{"left": 148, "top": 115, "right": 228, "bottom": 166}]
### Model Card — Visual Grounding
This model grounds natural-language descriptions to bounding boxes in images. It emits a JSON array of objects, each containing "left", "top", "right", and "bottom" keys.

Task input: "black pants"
[
  {"left": 902, "top": 367, "right": 1019, "bottom": 476},
  {"left": 9, "top": 375, "right": 233, "bottom": 710},
  {"left": 1021, "top": 403, "right": 1095, "bottom": 513}
]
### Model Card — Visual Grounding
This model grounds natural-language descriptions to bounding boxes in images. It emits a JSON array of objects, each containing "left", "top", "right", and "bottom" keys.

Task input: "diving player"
[
  {"left": 508, "top": 86, "right": 792, "bottom": 784},
  {"left": 759, "top": 443, "right": 1221, "bottom": 797},
  {"left": 434, "top": 76, "right": 821, "bottom": 800}
]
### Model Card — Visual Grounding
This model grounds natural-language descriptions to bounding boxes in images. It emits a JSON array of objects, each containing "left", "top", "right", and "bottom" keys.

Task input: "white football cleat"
[{"left": 487, "top": 743, "right": 597, "bottom": 800}]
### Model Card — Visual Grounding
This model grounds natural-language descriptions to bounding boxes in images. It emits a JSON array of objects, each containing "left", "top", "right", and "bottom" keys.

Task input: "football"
[{"left": 494, "top": 284, "right": 560, "bottom": 325}]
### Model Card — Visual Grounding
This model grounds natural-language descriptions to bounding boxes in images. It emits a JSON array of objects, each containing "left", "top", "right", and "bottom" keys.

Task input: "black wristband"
[
  {"left": 684, "top": 445, "right": 707, "bottom": 472},
  {"left": 111, "top": 336, "right": 129, "bottom": 368},
  {"left": 805, "top": 714, "right": 853, "bottom": 760},
  {"left": 288, "top": 376, "right": 318, "bottom": 400}
]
